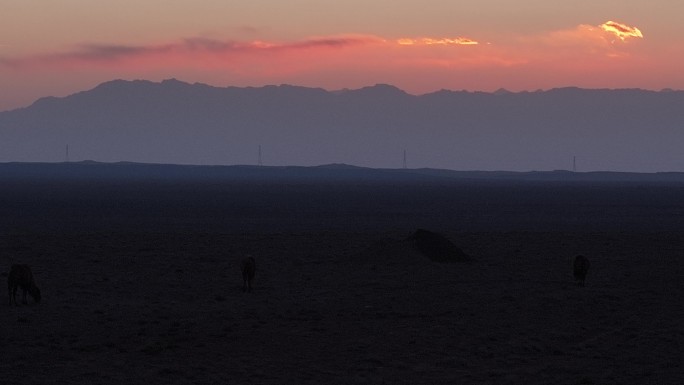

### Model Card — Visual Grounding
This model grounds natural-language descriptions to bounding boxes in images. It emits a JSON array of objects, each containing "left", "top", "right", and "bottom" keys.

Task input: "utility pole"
[{"left": 573, "top": 156, "right": 576, "bottom": 172}]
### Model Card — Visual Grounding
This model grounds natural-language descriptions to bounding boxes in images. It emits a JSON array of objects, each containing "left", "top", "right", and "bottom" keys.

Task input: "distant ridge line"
[{"left": 2, "top": 161, "right": 684, "bottom": 183}]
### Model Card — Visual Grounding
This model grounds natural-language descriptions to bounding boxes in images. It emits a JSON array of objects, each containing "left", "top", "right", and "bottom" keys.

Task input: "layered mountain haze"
[{"left": 1, "top": 79, "right": 683, "bottom": 171}]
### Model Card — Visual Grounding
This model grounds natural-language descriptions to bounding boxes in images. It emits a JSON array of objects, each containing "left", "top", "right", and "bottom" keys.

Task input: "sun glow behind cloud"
[{"left": 600, "top": 21, "right": 643, "bottom": 41}]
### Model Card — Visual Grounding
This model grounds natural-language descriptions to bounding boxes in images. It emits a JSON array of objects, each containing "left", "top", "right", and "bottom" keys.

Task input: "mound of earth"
[{"left": 410, "top": 229, "right": 471, "bottom": 263}]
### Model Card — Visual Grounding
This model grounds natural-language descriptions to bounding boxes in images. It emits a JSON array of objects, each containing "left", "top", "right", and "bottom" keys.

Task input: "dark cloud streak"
[{"left": 0, "top": 36, "right": 379, "bottom": 68}]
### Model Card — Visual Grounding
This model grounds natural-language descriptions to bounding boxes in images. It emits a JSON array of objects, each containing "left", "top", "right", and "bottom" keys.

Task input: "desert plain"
[{"left": 1, "top": 164, "right": 683, "bottom": 384}]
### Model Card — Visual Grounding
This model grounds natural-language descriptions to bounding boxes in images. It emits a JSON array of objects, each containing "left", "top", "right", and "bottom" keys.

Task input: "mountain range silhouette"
[{"left": 1, "top": 79, "right": 682, "bottom": 171}]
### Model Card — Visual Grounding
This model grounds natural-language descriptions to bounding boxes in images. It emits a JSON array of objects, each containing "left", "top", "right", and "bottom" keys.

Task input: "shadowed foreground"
[
  {"left": 2, "top": 231, "right": 682, "bottom": 384},
  {"left": 1, "top": 176, "right": 683, "bottom": 384}
]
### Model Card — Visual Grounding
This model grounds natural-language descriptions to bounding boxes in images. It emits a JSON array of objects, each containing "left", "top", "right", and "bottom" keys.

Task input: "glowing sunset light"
[
  {"left": 600, "top": 21, "right": 643, "bottom": 41},
  {"left": 247, "top": 40, "right": 276, "bottom": 49},
  {"left": 397, "top": 37, "right": 478, "bottom": 46},
  {"left": 2, "top": 0, "right": 682, "bottom": 114}
]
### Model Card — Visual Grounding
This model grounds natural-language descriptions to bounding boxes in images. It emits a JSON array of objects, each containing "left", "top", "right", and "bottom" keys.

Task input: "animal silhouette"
[
  {"left": 241, "top": 257, "right": 256, "bottom": 292},
  {"left": 8, "top": 264, "right": 41, "bottom": 305},
  {"left": 573, "top": 255, "right": 590, "bottom": 286}
]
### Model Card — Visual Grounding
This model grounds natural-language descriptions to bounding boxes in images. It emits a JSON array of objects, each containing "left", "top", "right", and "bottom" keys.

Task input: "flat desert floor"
[{"left": 1, "top": 177, "right": 683, "bottom": 384}]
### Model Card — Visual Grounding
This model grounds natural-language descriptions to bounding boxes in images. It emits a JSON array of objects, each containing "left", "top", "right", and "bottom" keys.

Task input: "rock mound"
[{"left": 410, "top": 229, "right": 471, "bottom": 263}]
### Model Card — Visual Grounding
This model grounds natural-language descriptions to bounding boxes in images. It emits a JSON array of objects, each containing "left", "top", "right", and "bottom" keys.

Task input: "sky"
[{"left": 1, "top": 0, "right": 683, "bottom": 111}]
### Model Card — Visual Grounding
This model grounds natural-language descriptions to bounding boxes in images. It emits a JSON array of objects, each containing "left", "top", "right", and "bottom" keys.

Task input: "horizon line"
[{"left": 2, "top": 159, "right": 683, "bottom": 175}]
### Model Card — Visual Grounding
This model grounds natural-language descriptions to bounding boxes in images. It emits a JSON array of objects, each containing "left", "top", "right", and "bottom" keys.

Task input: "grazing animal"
[
  {"left": 8, "top": 264, "right": 41, "bottom": 305},
  {"left": 573, "top": 255, "right": 590, "bottom": 286},
  {"left": 241, "top": 257, "right": 256, "bottom": 292}
]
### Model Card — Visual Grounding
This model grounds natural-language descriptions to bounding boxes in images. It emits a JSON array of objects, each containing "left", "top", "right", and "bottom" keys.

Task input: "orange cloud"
[
  {"left": 397, "top": 37, "right": 479, "bottom": 46},
  {"left": 512, "top": 20, "right": 644, "bottom": 62},
  {"left": 0, "top": 34, "right": 487, "bottom": 71},
  {"left": 540, "top": 21, "right": 642, "bottom": 45},
  {"left": 600, "top": 21, "right": 643, "bottom": 41}
]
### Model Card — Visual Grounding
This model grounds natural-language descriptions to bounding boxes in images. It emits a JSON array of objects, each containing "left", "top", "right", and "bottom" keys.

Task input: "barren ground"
[{"left": 2, "top": 178, "right": 683, "bottom": 384}]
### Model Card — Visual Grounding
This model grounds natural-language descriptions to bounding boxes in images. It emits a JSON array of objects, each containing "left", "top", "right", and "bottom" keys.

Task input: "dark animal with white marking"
[
  {"left": 8, "top": 264, "right": 41, "bottom": 305},
  {"left": 241, "top": 257, "right": 256, "bottom": 292},
  {"left": 573, "top": 255, "right": 590, "bottom": 286}
]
